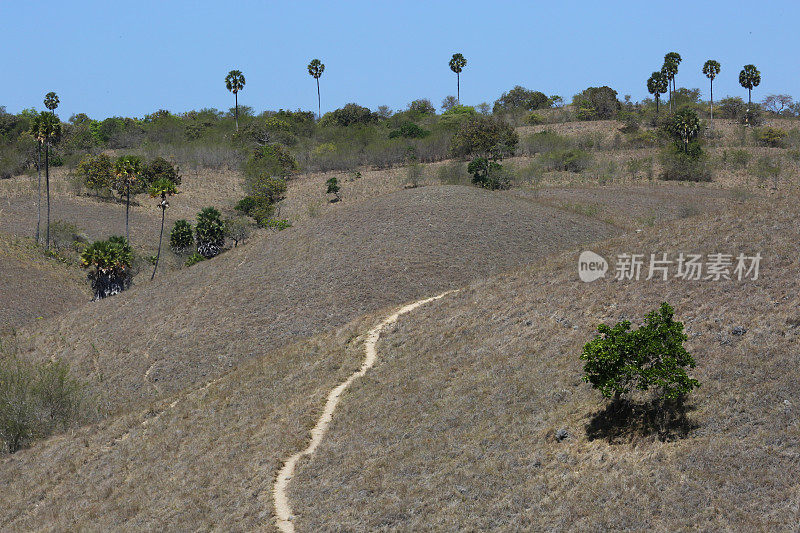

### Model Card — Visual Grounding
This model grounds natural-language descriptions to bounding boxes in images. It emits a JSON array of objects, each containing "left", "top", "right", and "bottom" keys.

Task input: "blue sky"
[{"left": 1, "top": 0, "right": 798, "bottom": 119}]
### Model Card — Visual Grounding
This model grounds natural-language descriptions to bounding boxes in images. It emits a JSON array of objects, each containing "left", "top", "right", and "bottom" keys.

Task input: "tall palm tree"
[
  {"left": 29, "top": 113, "right": 44, "bottom": 243},
  {"left": 449, "top": 53, "right": 467, "bottom": 103},
  {"left": 703, "top": 60, "right": 721, "bottom": 128},
  {"left": 307, "top": 59, "right": 325, "bottom": 119},
  {"left": 31, "top": 112, "right": 61, "bottom": 251},
  {"left": 662, "top": 52, "right": 681, "bottom": 111},
  {"left": 647, "top": 71, "right": 668, "bottom": 115},
  {"left": 225, "top": 70, "right": 246, "bottom": 131},
  {"left": 114, "top": 155, "right": 144, "bottom": 243},
  {"left": 148, "top": 178, "right": 178, "bottom": 280},
  {"left": 739, "top": 64, "right": 761, "bottom": 106},
  {"left": 44, "top": 92, "right": 59, "bottom": 117}
]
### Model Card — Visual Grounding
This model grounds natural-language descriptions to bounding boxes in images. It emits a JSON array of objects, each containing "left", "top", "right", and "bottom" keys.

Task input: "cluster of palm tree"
[
  {"left": 225, "top": 52, "right": 469, "bottom": 128},
  {"left": 646, "top": 52, "right": 762, "bottom": 128}
]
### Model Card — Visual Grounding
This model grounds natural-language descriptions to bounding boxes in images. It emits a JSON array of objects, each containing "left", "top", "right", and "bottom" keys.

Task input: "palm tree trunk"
[
  {"left": 710, "top": 80, "right": 714, "bottom": 129},
  {"left": 36, "top": 141, "right": 41, "bottom": 243},
  {"left": 457, "top": 73, "right": 460, "bottom": 103},
  {"left": 45, "top": 142, "right": 50, "bottom": 251},
  {"left": 316, "top": 78, "right": 321, "bottom": 120},
  {"left": 655, "top": 95, "right": 659, "bottom": 115},
  {"left": 125, "top": 184, "right": 130, "bottom": 243},
  {"left": 235, "top": 92, "right": 239, "bottom": 132},
  {"left": 151, "top": 204, "right": 165, "bottom": 280}
]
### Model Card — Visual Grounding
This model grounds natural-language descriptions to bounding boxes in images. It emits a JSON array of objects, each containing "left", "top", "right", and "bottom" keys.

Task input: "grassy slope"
[
  {"left": 0, "top": 234, "right": 88, "bottom": 334},
  {"left": 17, "top": 185, "right": 620, "bottom": 412},
  {"left": 292, "top": 197, "right": 800, "bottom": 531}
]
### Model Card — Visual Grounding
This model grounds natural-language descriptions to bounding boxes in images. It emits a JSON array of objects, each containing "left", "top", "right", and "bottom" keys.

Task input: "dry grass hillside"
[
  {"left": 16, "top": 185, "right": 620, "bottom": 412},
  {"left": 290, "top": 196, "right": 800, "bottom": 531},
  {"left": 0, "top": 233, "right": 88, "bottom": 334}
]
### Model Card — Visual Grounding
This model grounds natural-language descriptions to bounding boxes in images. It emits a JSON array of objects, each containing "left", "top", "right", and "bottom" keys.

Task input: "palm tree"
[
  {"left": 44, "top": 92, "right": 59, "bottom": 117},
  {"left": 31, "top": 112, "right": 61, "bottom": 251},
  {"left": 703, "top": 60, "right": 721, "bottom": 128},
  {"left": 114, "top": 155, "right": 144, "bottom": 243},
  {"left": 29, "top": 113, "right": 44, "bottom": 243},
  {"left": 307, "top": 59, "right": 325, "bottom": 119},
  {"left": 225, "top": 70, "right": 246, "bottom": 131},
  {"left": 739, "top": 64, "right": 761, "bottom": 106},
  {"left": 662, "top": 52, "right": 681, "bottom": 111},
  {"left": 148, "top": 178, "right": 178, "bottom": 280},
  {"left": 449, "top": 53, "right": 467, "bottom": 103},
  {"left": 647, "top": 71, "right": 668, "bottom": 115}
]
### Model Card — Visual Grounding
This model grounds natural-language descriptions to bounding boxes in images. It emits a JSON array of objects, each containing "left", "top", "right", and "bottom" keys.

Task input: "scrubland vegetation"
[{"left": 1, "top": 47, "right": 799, "bottom": 531}]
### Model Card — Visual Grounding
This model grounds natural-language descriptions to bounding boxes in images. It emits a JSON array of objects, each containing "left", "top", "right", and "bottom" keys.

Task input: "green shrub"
[
  {"left": 659, "top": 147, "right": 711, "bottom": 182},
  {"left": 541, "top": 148, "right": 593, "bottom": 172},
  {"left": 184, "top": 252, "right": 205, "bottom": 266},
  {"left": 262, "top": 218, "right": 292, "bottom": 231},
  {"left": 77, "top": 153, "right": 114, "bottom": 195},
  {"left": 718, "top": 96, "right": 746, "bottom": 119},
  {"left": 439, "top": 105, "right": 478, "bottom": 127},
  {"left": 80, "top": 236, "right": 133, "bottom": 300},
  {"left": 663, "top": 108, "right": 701, "bottom": 154},
  {"left": 169, "top": 219, "right": 194, "bottom": 253},
  {"left": 224, "top": 216, "right": 250, "bottom": 246},
  {"left": 572, "top": 86, "right": 621, "bottom": 120},
  {"left": 723, "top": 149, "right": 751, "bottom": 170},
  {"left": 326, "top": 176, "right": 341, "bottom": 201},
  {"left": 142, "top": 156, "right": 181, "bottom": 185},
  {"left": 0, "top": 357, "right": 89, "bottom": 454},
  {"left": 754, "top": 127, "right": 787, "bottom": 148},
  {"left": 389, "top": 121, "right": 430, "bottom": 139},
  {"left": 581, "top": 302, "right": 700, "bottom": 402},
  {"left": 467, "top": 157, "right": 510, "bottom": 190},
  {"left": 449, "top": 116, "right": 518, "bottom": 158},
  {"left": 243, "top": 144, "right": 298, "bottom": 180},
  {"left": 320, "top": 103, "right": 377, "bottom": 127},
  {"left": 195, "top": 207, "right": 225, "bottom": 258},
  {"left": 493, "top": 86, "right": 551, "bottom": 113},
  {"left": 525, "top": 112, "right": 545, "bottom": 125}
]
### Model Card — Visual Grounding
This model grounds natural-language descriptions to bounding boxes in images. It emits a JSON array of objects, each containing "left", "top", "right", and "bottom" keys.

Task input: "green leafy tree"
[
  {"left": 169, "top": 220, "right": 194, "bottom": 253},
  {"left": 662, "top": 52, "right": 682, "bottom": 111},
  {"left": 449, "top": 53, "right": 467, "bottom": 102},
  {"left": 702, "top": 60, "right": 721, "bottom": 128},
  {"left": 647, "top": 71, "right": 668, "bottom": 114},
  {"left": 80, "top": 236, "right": 133, "bottom": 300},
  {"left": 467, "top": 157, "right": 509, "bottom": 190},
  {"left": 307, "top": 59, "right": 325, "bottom": 119},
  {"left": 581, "top": 302, "right": 700, "bottom": 402},
  {"left": 44, "top": 92, "right": 59, "bottom": 117},
  {"left": 114, "top": 155, "right": 144, "bottom": 243},
  {"left": 493, "top": 86, "right": 551, "bottom": 114},
  {"left": 142, "top": 157, "right": 181, "bottom": 186},
  {"left": 326, "top": 176, "right": 340, "bottom": 202},
  {"left": 449, "top": 115, "right": 519, "bottom": 159},
  {"left": 77, "top": 153, "right": 114, "bottom": 196},
  {"left": 225, "top": 70, "right": 246, "bottom": 131},
  {"left": 195, "top": 207, "right": 225, "bottom": 258},
  {"left": 739, "top": 64, "right": 761, "bottom": 106},
  {"left": 148, "top": 178, "right": 178, "bottom": 280},
  {"left": 30, "top": 112, "right": 61, "bottom": 251}
]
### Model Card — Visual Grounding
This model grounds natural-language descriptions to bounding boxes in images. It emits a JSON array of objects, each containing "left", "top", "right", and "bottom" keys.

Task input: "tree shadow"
[{"left": 586, "top": 397, "right": 698, "bottom": 444}]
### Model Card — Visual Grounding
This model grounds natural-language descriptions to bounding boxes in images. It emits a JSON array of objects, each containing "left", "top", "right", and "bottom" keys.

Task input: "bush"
[
  {"left": 326, "top": 176, "right": 341, "bottom": 201},
  {"left": 169, "top": 219, "right": 194, "bottom": 253},
  {"left": 449, "top": 116, "right": 518, "bottom": 158},
  {"left": 467, "top": 158, "right": 510, "bottom": 190},
  {"left": 184, "top": 252, "right": 205, "bottom": 267},
  {"left": 80, "top": 236, "right": 133, "bottom": 300},
  {"left": 718, "top": 96, "right": 746, "bottom": 119},
  {"left": 740, "top": 106, "right": 764, "bottom": 127},
  {"left": 572, "top": 86, "right": 621, "bottom": 120},
  {"left": 723, "top": 149, "right": 751, "bottom": 170},
  {"left": 754, "top": 127, "right": 787, "bottom": 148},
  {"left": 407, "top": 99, "right": 436, "bottom": 116},
  {"left": 525, "top": 112, "right": 545, "bottom": 125},
  {"left": 195, "top": 207, "right": 225, "bottom": 258},
  {"left": 224, "top": 217, "right": 251, "bottom": 246},
  {"left": 240, "top": 174, "right": 287, "bottom": 224},
  {"left": 663, "top": 108, "right": 701, "bottom": 154},
  {"left": 243, "top": 144, "right": 298, "bottom": 180},
  {"left": 493, "top": 86, "right": 551, "bottom": 113},
  {"left": 389, "top": 121, "right": 430, "bottom": 139},
  {"left": 0, "top": 357, "right": 89, "bottom": 454},
  {"left": 77, "top": 153, "right": 114, "bottom": 194},
  {"left": 659, "top": 147, "right": 711, "bottom": 182},
  {"left": 142, "top": 156, "right": 181, "bottom": 185},
  {"left": 541, "top": 149, "right": 592, "bottom": 172},
  {"left": 439, "top": 105, "right": 478, "bottom": 127},
  {"left": 49, "top": 220, "right": 87, "bottom": 253},
  {"left": 581, "top": 302, "right": 700, "bottom": 402},
  {"left": 320, "top": 103, "right": 377, "bottom": 127}
]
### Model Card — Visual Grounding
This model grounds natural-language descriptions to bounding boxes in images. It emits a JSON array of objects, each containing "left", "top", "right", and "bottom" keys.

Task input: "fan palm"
[{"left": 225, "top": 70, "right": 246, "bottom": 131}]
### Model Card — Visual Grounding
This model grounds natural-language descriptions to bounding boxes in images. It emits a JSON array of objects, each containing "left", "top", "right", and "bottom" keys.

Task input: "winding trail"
[{"left": 272, "top": 290, "right": 457, "bottom": 532}]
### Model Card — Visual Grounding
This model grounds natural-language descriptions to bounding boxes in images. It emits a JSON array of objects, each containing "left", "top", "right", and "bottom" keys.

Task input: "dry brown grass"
[
  {"left": 0, "top": 233, "right": 88, "bottom": 334},
  {"left": 291, "top": 196, "right": 800, "bottom": 531}
]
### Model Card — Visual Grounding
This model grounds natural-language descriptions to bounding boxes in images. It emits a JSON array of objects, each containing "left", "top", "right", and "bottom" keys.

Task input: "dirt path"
[{"left": 272, "top": 290, "right": 457, "bottom": 532}]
